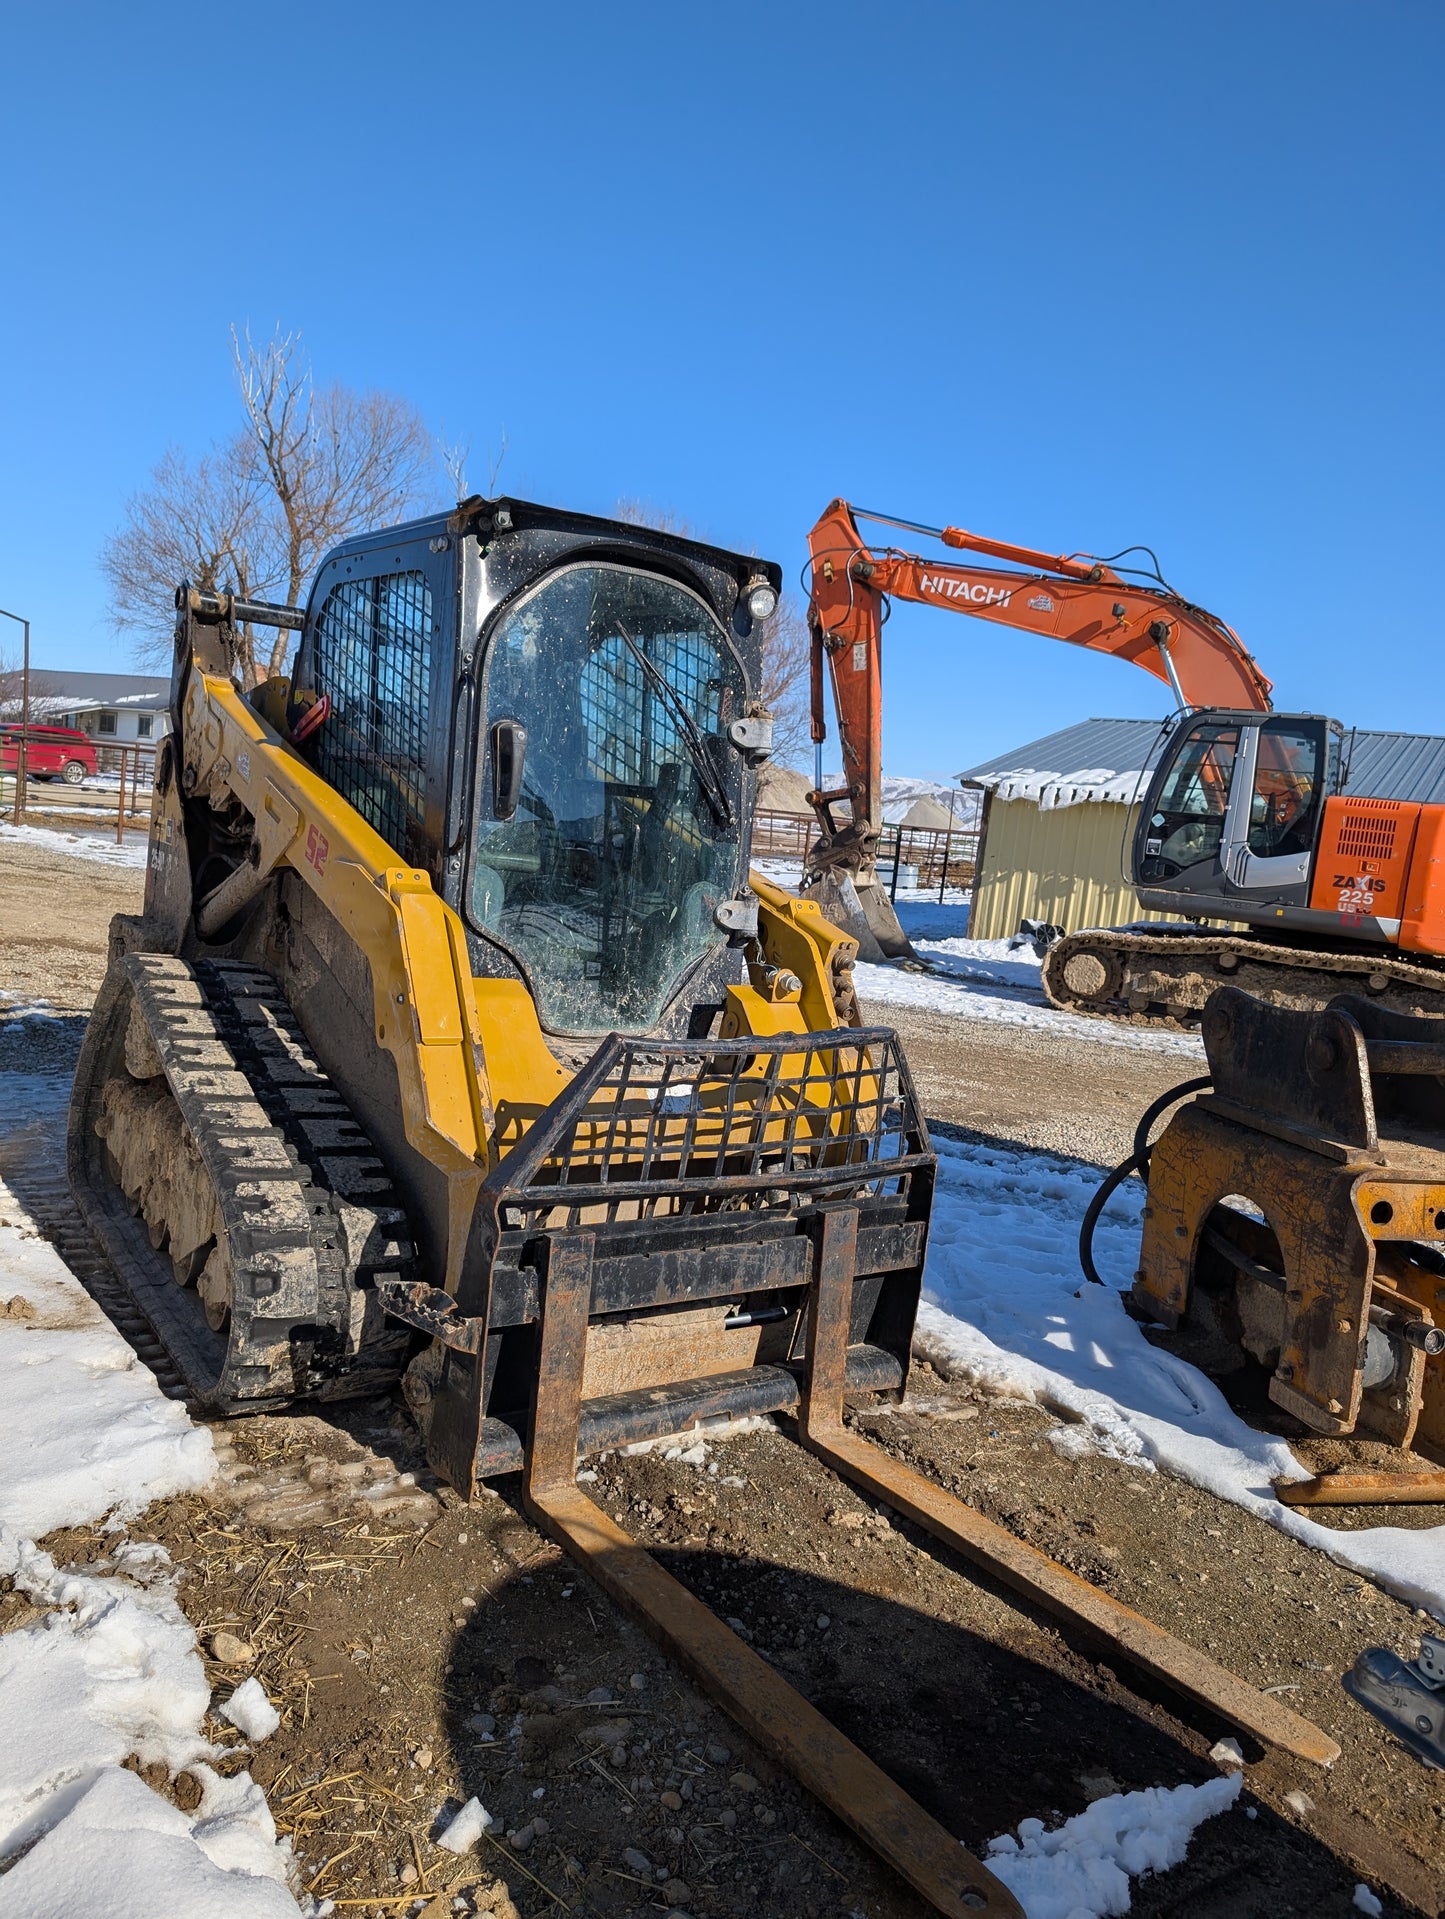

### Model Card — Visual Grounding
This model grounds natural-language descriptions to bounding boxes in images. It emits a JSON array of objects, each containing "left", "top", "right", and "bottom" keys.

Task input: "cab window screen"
[{"left": 312, "top": 572, "right": 432, "bottom": 855}]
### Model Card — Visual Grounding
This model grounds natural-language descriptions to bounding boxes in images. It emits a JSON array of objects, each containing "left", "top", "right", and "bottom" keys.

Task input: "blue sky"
[{"left": 1, "top": 2, "right": 1440, "bottom": 777}]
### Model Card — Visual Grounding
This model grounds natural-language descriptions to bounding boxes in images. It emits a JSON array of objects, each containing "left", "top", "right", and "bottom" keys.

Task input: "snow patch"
[
  {"left": 0, "top": 1140, "right": 298, "bottom": 1911},
  {"left": 436, "top": 1795, "right": 498, "bottom": 1853},
  {"left": 984, "top": 1772, "right": 1241, "bottom": 1918},
  {"left": 974, "top": 765, "right": 1150, "bottom": 811},
  {"left": 0, "top": 1764, "right": 297, "bottom": 1918},
  {"left": 855, "top": 936, "right": 1204, "bottom": 1059},
  {"left": 221, "top": 1678, "right": 281, "bottom": 1744},
  {"left": 916, "top": 1131, "right": 1445, "bottom": 1619},
  {"left": 0, "top": 821, "right": 149, "bottom": 868},
  {"left": 0, "top": 1188, "right": 213, "bottom": 1539}
]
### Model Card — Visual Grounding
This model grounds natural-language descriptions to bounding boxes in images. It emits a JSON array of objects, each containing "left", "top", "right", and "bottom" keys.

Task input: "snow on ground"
[
  {"left": 0, "top": 820, "right": 148, "bottom": 869},
  {"left": 0, "top": 1084, "right": 212, "bottom": 1537},
  {"left": 984, "top": 1772, "right": 1241, "bottom": 1919},
  {"left": 859, "top": 932, "right": 1206, "bottom": 1060},
  {"left": 915, "top": 1128, "right": 1445, "bottom": 1621},
  {"left": 0, "top": 1079, "right": 302, "bottom": 1916},
  {"left": 746, "top": 874, "right": 1203, "bottom": 1059}
]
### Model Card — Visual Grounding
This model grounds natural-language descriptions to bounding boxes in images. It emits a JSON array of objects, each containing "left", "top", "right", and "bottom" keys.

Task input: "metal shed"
[{"left": 959, "top": 717, "right": 1445, "bottom": 942}]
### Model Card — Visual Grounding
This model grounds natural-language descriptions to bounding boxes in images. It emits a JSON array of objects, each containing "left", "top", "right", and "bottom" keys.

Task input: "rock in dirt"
[
  {"left": 729, "top": 1770, "right": 760, "bottom": 1793},
  {"left": 661, "top": 1878, "right": 692, "bottom": 1903},
  {"left": 208, "top": 1629, "right": 254, "bottom": 1667},
  {"left": 621, "top": 1846, "right": 652, "bottom": 1875}
]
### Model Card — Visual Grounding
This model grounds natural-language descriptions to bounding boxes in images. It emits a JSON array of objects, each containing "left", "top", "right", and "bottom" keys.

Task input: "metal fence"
[
  {"left": 750, "top": 808, "right": 978, "bottom": 899},
  {"left": 0, "top": 739, "right": 156, "bottom": 841}
]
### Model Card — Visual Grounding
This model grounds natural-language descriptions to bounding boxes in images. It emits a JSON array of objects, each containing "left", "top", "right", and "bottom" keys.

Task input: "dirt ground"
[
  {"left": 0, "top": 830, "right": 144, "bottom": 1010},
  {"left": 4, "top": 841, "right": 1445, "bottom": 1918}
]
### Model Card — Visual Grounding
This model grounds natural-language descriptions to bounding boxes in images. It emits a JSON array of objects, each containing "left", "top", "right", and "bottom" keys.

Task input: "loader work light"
[{"left": 745, "top": 579, "right": 778, "bottom": 622}]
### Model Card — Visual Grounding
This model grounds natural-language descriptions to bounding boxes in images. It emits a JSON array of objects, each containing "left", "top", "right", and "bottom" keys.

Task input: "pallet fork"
[{"left": 378, "top": 1027, "right": 1337, "bottom": 1917}]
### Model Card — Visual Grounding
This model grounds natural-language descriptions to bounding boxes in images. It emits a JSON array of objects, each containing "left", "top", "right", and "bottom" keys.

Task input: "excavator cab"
[{"left": 1131, "top": 710, "right": 1342, "bottom": 922}]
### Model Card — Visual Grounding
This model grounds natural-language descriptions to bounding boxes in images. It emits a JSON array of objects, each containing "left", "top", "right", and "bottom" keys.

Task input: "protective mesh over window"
[
  {"left": 312, "top": 573, "right": 432, "bottom": 855},
  {"left": 582, "top": 629, "right": 724, "bottom": 788}
]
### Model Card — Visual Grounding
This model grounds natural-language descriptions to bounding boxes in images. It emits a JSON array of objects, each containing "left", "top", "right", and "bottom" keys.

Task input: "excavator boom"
[{"left": 802, "top": 498, "right": 1271, "bottom": 959}]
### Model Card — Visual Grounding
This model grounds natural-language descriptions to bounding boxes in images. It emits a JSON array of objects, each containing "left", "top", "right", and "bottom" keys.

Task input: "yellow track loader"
[{"left": 70, "top": 498, "right": 1338, "bottom": 1917}]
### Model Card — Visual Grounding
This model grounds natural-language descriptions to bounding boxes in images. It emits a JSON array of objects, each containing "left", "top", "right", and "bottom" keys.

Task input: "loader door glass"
[
  {"left": 472, "top": 563, "right": 744, "bottom": 1034},
  {"left": 1139, "top": 720, "right": 1240, "bottom": 878}
]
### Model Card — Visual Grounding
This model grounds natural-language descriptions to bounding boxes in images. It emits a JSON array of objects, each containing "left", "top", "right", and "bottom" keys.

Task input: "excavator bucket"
[{"left": 801, "top": 868, "right": 921, "bottom": 965}]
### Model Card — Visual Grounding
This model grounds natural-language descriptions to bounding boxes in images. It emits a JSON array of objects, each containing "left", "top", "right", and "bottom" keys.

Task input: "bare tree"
[
  {"left": 437, "top": 431, "right": 471, "bottom": 502},
  {"left": 613, "top": 499, "right": 811, "bottom": 766},
  {"left": 101, "top": 441, "right": 267, "bottom": 674},
  {"left": 102, "top": 328, "right": 444, "bottom": 687},
  {"left": 232, "top": 327, "right": 435, "bottom": 679},
  {"left": 752, "top": 590, "right": 811, "bottom": 767}
]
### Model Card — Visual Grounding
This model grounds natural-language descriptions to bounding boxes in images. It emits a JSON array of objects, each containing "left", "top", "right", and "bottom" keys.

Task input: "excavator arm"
[{"left": 803, "top": 498, "right": 1272, "bottom": 960}]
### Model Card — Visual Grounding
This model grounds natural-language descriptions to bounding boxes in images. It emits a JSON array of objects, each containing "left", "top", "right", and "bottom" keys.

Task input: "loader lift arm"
[{"left": 803, "top": 498, "right": 1273, "bottom": 959}]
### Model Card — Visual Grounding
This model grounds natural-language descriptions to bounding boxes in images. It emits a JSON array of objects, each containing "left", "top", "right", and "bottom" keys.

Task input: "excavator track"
[
  {"left": 67, "top": 952, "right": 416, "bottom": 1412},
  {"left": 1043, "top": 924, "right": 1445, "bottom": 1027}
]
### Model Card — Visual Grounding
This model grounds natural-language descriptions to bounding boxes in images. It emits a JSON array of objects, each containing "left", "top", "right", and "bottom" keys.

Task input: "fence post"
[
  {"left": 116, "top": 748, "right": 125, "bottom": 844},
  {"left": 938, "top": 819, "right": 952, "bottom": 904}
]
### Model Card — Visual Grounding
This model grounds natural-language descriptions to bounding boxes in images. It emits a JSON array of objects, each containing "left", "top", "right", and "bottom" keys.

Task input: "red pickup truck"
[{"left": 0, "top": 724, "right": 98, "bottom": 784}]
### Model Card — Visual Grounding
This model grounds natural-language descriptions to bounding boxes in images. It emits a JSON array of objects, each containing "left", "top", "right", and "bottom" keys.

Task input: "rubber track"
[
  {"left": 1043, "top": 926, "right": 1445, "bottom": 1029},
  {"left": 75, "top": 955, "right": 415, "bottom": 1410}
]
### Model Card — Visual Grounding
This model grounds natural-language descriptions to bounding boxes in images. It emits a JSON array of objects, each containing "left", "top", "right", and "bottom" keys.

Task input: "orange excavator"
[{"left": 804, "top": 499, "right": 1445, "bottom": 1022}]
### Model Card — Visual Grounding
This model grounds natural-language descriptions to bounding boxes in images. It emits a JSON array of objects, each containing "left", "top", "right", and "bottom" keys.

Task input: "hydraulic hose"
[{"left": 1078, "top": 1075, "right": 1212, "bottom": 1287}]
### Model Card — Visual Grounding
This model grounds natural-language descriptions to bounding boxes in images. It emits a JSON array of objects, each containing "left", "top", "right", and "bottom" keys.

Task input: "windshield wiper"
[{"left": 615, "top": 622, "right": 733, "bottom": 828}]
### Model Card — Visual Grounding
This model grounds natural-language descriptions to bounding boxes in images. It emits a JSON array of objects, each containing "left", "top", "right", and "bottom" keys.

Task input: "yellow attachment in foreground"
[{"left": 751, "top": 868, "right": 860, "bottom": 1030}]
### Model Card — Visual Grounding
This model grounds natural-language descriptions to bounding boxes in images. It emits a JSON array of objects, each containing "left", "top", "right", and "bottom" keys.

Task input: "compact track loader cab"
[
  {"left": 69, "top": 496, "right": 925, "bottom": 1469},
  {"left": 69, "top": 496, "right": 1346, "bottom": 1919}
]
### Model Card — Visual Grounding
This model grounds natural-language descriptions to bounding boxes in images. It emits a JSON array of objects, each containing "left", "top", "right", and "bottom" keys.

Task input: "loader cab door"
[
  {"left": 469, "top": 561, "right": 746, "bottom": 1036},
  {"left": 1134, "top": 712, "right": 1334, "bottom": 915}
]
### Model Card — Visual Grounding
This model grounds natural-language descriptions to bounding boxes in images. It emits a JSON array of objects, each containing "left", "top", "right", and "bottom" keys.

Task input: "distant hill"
[{"left": 757, "top": 765, "right": 979, "bottom": 831}]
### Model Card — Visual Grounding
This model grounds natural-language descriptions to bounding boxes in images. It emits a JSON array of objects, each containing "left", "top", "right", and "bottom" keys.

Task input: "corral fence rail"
[
  {"left": 0, "top": 734, "right": 157, "bottom": 842},
  {"left": 751, "top": 808, "right": 978, "bottom": 900}
]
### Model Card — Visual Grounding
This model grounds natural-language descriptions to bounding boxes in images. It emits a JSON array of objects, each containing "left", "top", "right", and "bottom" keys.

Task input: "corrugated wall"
[{"left": 969, "top": 797, "right": 1179, "bottom": 940}]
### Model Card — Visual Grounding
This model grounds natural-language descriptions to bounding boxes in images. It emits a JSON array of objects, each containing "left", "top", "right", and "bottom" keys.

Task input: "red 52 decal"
[{"left": 304, "top": 825, "right": 330, "bottom": 876}]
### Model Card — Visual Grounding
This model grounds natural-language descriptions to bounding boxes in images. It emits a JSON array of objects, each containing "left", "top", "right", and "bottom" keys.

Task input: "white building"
[{"left": 1, "top": 670, "right": 171, "bottom": 744}]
